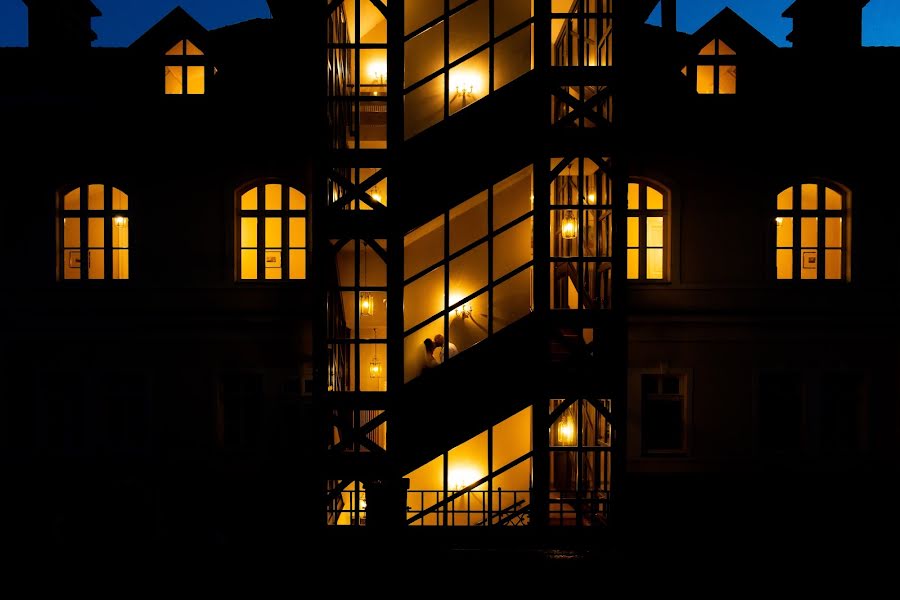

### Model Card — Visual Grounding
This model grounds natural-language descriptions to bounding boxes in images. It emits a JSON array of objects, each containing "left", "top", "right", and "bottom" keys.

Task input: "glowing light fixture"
[
  {"left": 561, "top": 211, "right": 578, "bottom": 240},
  {"left": 370, "top": 187, "right": 383, "bottom": 205},
  {"left": 775, "top": 217, "right": 784, "bottom": 226},
  {"left": 557, "top": 414, "right": 576, "bottom": 446},
  {"left": 113, "top": 215, "right": 128, "bottom": 228},
  {"left": 455, "top": 302, "right": 473, "bottom": 320},
  {"left": 450, "top": 74, "right": 481, "bottom": 106},
  {"left": 369, "top": 338, "right": 383, "bottom": 379},
  {"left": 449, "top": 467, "right": 479, "bottom": 491},
  {"left": 587, "top": 193, "right": 596, "bottom": 204},
  {"left": 360, "top": 291, "right": 374, "bottom": 317}
]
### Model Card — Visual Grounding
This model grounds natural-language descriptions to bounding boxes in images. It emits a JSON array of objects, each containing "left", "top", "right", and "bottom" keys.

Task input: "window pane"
[
  {"left": 449, "top": 0, "right": 489, "bottom": 64},
  {"left": 186, "top": 66, "right": 205, "bottom": 95},
  {"left": 493, "top": 217, "right": 532, "bottom": 280},
  {"left": 241, "top": 188, "right": 258, "bottom": 210},
  {"left": 627, "top": 249, "right": 639, "bottom": 279},
  {"left": 646, "top": 187, "right": 664, "bottom": 210},
  {"left": 646, "top": 217, "right": 664, "bottom": 248},
  {"left": 405, "top": 0, "right": 443, "bottom": 35},
  {"left": 404, "top": 73, "right": 444, "bottom": 139},
  {"left": 450, "top": 191, "right": 488, "bottom": 255},
  {"left": 265, "top": 251, "right": 282, "bottom": 279},
  {"left": 696, "top": 66, "right": 715, "bottom": 94},
  {"left": 166, "top": 40, "right": 185, "bottom": 56},
  {"left": 776, "top": 217, "right": 793, "bottom": 247},
  {"left": 801, "top": 250, "right": 818, "bottom": 279},
  {"left": 495, "top": 0, "right": 531, "bottom": 36},
  {"left": 405, "top": 24, "right": 444, "bottom": 87},
  {"left": 801, "top": 217, "right": 817, "bottom": 247},
  {"left": 88, "top": 249, "right": 104, "bottom": 279},
  {"left": 241, "top": 218, "right": 258, "bottom": 248},
  {"left": 718, "top": 66, "right": 736, "bottom": 94},
  {"left": 825, "top": 250, "right": 842, "bottom": 280},
  {"left": 449, "top": 242, "right": 488, "bottom": 303},
  {"left": 627, "top": 217, "right": 639, "bottom": 247},
  {"left": 647, "top": 248, "right": 664, "bottom": 280},
  {"left": 112, "top": 249, "right": 129, "bottom": 280},
  {"left": 241, "top": 249, "right": 258, "bottom": 279},
  {"left": 64, "top": 217, "right": 80, "bottom": 247},
  {"left": 492, "top": 267, "right": 532, "bottom": 333},
  {"left": 404, "top": 266, "right": 445, "bottom": 331},
  {"left": 112, "top": 217, "right": 129, "bottom": 248},
  {"left": 64, "top": 188, "right": 80, "bottom": 210},
  {"left": 493, "top": 166, "right": 532, "bottom": 230},
  {"left": 64, "top": 250, "right": 81, "bottom": 280},
  {"left": 494, "top": 25, "right": 532, "bottom": 89},
  {"left": 825, "top": 187, "right": 842, "bottom": 210},
  {"left": 185, "top": 40, "right": 203, "bottom": 56},
  {"left": 776, "top": 249, "right": 793, "bottom": 279},
  {"left": 111, "top": 187, "right": 128, "bottom": 210},
  {"left": 88, "top": 217, "right": 104, "bottom": 247},
  {"left": 643, "top": 395, "right": 684, "bottom": 452},
  {"left": 801, "top": 184, "right": 817, "bottom": 210},
  {"left": 265, "top": 184, "right": 282, "bottom": 210},
  {"left": 88, "top": 184, "right": 104, "bottom": 210},
  {"left": 627, "top": 182, "right": 640, "bottom": 209},
  {"left": 718, "top": 40, "right": 736, "bottom": 55},
  {"left": 777, "top": 188, "right": 792, "bottom": 210},
  {"left": 165, "top": 66, "right": 183, "bottom": 94},
  {"left": 265, "top": 217, "right": 282, "bottom": 249},
  {"left": 289, "top": 187, "right": 306, "bottom": 210},
  {"left": 699, "top": 40, "right": 716, "bottom": 56},
  {"left": 825, "top": 218, "right": 842, "bottom": 248},
  {"left": 290, "top": 250, "right": 306, "bottom": 279},
  {"left": 405, "top": 215, "right": 444, "bottom": 280},
  {"left": 449, "top": 48, "right": 489, "bottom": 115},
  {"left": 289, "top": 218, "right": 306, "bottom": 248}
]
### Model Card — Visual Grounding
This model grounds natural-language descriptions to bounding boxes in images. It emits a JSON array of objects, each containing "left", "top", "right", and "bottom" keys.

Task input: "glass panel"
[
  {"left": 365, "top": 178, "right": 388, "bottom": 208},
  {"left": 646, "top": 187, "right": 664, "bottom": 210},
  {"left": 64, "top": 188, "right": 80, "bottom": 210},
  {"left": 359, "top": 344, "right": 387, "bottom": 392},
  {"left": 241, "top": 218, "right": 258, "bottom": 248},
  {"left": 801, "top": 250, "right": 818, "bottom": 279},
  {"left": 825, "top": 218, "right": 842, "bottom": 248},
  {"left": 825, "top": 250, "right": 842, "bottom": 280},
  {"left": 825, "top": 187, "right": 842, "bottom": 210},
  {"left": 265, "top": 217, "right": 282, "bottom": 249},
  {"left": 450, "top": 242, "right": 488, "bottom": 303},
  {"left": 64, "top": 217, "right": 80, "bottom": 247},
  {"left": 362, "top": 241, "right": 387, "bottom": 286},
  {"left": 492, "top": 406, "right": 532, "bottom": 469},
  {"left": 627, "top": 249, "right": 639, "bottom": 279},
  {"left": 776, "top": 217, "right": 793, "bottom": 247},
  {"left": 265, "top": 250, "right": 282, "bottom": 279},
  {"left": 405, "top": 25, "right": 444, "bottom": 87},
  {"left": 449, "top": 290, "right": 487, "bottom": 354},
  {"left": 405, "top": 215, "right": 444, "bottom": 280},
  {"left": 186, "top": 66, "right": 205, "bottom": 95},
  {"left": 449, "top": 49, "right": 489, "bottom": 115},
  {"left": 405, "top": 0, "right": 443, "bottom": 35},
  {"left": 646, "top": 217, "right": 664, "bottom": 248},
  {"left": 696, "top": 66, "right": 715, "bottom": 94},
  {"left": 361, "top": 0, "right": 388, "bottom": 44},
  {"left": 647, "top": 248, "right": 664, "bottom": 280},
  {"left": 112, "top": 249, "right": 129, "bottom": 280},
  {"left": 494, "top": 26, "right": 533, "bottom": 90},
  {"left": 88, "top": 249, "right": 104, "bottom": 279},
  {"left": 404, "top": 266, "right": 445, "bottom": 331},
  {"left": 289, "top": 218, "right": 306, "bottom": 248},
  {"left": 290, "top": 250, "right": 306, "bottom": 280},
  {"left": 335, "top": 242, "right": 356, "bottom": 287},
  {"left": 776, "top": 249, "right": 793, "bottom": 279},
  {"left": 342, "top": 291, "right": 358, "bottom": 338},
  {"left": 265, "top": 184, "right": 282, "bottom": 210},
  {"left": 165, "top": 66, "right": 183, "bottom": 94},
  {"left": 289, "top": 187, "right": 306, "bottom": 210},
  {"left": 777, "top": 188, "right": 792, "bottom": 210},
  {"left": 88, "top": 217, "right": 104, "bottom": 247},
  {"left": 551, "top": 163, "right": 577, "bottom": 205},
  {"left": 699, "top": 40, "right": 716, "bottom": 56},
  {"left": 112, "top": 216, "right": 128, "bottom": 248},
  {"left": 801, "top": 184, "right": 817, "bottom": 210},
  {"left": 492, "top": 267, "right": 532, "bottom": 332},
  {"left": 718, "top": 40, "right": 736, "bottom": 55},
  {"left": 88, "top": 184, "right": 104, "bottom": 210},
  {"left": 493, "top": 166, "right": 532, "bottom": 230},
  {"left": 718, "top": 66, "right": 736, "bottom": 94},
  {"left": 166, "top": 40, "right": 184, "bottom": 56},
  {"left": 450, "top": 192, "right": 488, "bottom": 255},
  {"left": 404, "top": 321, "right": 444, "bottom": 383},
  {"left": 627, "top": 182, "right": 640, "bottom": 210},
  {"left": 405, "top": 455, "right": 444, "bottom": 525},
  {"left": 64, "top": 249, "right": 81, "bottom": 280},
  {"left": 360, "top": 291, "right": 387, "bottom": 334},
  {"left": 241, "top": 249, "right": 258, "bottom": 279},
  {"left": 627, "top": 217, "right": 639, "bottom": 247},
  {"left": 494, "top": 0, "right": 531, "bottom": 37},
  {"left": 185, "top": 40, "right": 203, "bottom": 56},
  {"left": 801, "top": 217, "right": 817, "bottom": 247},
  {"left": 551, "top": 211, "right": 579, "bottom": 258},
  {"left": 361, "top": 48, "right": 388, "bottom": 94},
  {"left": 241, "top": 188, "right": 258, "bottom": 210},
  {"left": 447, "top": 431, "right": 488, "bottom": 498},
  {"left": 111, "top": 187, "right": 128, "bottom": 210},
  {"left": 405, "top": 73, "right": 445, "bottom": 139},
  {"left": 493, "top": 217, "right": 532, "bottom": 280},
  {"left": 450, "top": 0, "right": 489, "bottom": 64}
]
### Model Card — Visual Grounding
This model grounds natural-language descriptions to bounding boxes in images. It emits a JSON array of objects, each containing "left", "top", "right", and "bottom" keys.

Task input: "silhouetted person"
[
  {"left": 433, "top": 334, "right": 458, "bottom": 364},
  {"left": 422, "top": 338, "right": 438, "bottom": 374}
]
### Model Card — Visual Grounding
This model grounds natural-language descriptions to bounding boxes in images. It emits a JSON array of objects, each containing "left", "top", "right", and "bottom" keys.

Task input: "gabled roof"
[
  {"left": 130, "top": 6, "right": 208, "bottom": 52},
  {"left": 690, "top": 7, "right": 778, "bottom": 53}
]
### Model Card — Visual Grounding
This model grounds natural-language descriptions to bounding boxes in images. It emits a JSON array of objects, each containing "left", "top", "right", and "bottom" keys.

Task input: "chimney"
[
  {"left": 23, "top": 0, "right": 101, "bottom": 52},
  {"left": 783, "top": 0, "right": 870, "bottom": 50},
  {"left": 662, "top": 0, "right": 677, "bottom": 32}
]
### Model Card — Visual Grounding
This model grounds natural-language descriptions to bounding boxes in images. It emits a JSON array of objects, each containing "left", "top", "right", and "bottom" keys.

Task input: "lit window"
[
  {"left": 626, "top": 180, "right": 668, "bottom": 281},
  {"left": 165, "top": 39, "right": 205, "bottom": 95},
  {"left": 59, "top": 184, "right": 129, "bottom": 281},
  {"left": 238, "top": 183, "right": 307, "bottom": 281},
  {"left": 775, "top": 182, "right": 848, "bottom": 281},
  {"left": 641, "top": 374, "right": 688, "bottom": 455},
  {"left": 696, "top": 38, "right": 736, "bottom": 95}
]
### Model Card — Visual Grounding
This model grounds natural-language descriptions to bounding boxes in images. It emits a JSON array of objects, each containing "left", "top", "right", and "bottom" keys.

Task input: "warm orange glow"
[
  {"left": 369, "top": 355, "right": 383, "bottom": 378},
  {"left": 448, "top": 467, "right": 479, "bottom": 491},
  {"left": 557, "top": 415, "right": 575, "bottom": 446},
  {"left": 561, "top": 211, "right": 578, "bottom": 240},
  {"left": 360, "top": 291, "right": 374, "bottom": 317}
]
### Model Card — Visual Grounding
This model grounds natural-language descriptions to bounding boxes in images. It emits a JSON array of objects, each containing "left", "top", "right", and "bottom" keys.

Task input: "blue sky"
[{"left": 0, "top": 1, "right": 898, "bottom": 47}]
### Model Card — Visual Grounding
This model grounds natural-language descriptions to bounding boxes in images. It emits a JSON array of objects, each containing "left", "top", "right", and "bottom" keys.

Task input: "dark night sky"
[{"left": 0, "top": 0, "right": 898, "bottom": 47}]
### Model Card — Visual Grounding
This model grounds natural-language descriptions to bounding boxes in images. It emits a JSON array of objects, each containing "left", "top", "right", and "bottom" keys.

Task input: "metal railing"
[{"left": 407, "top": 488, "right": 531, "bottom": 527}]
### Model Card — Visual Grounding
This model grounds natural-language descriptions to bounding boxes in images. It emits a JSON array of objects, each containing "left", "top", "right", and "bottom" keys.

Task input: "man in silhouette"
[{"left": 433, "top": 333, "right": 458, "bottom": 364}]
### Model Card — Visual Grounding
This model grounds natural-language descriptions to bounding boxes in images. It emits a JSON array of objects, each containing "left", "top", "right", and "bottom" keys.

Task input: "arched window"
[
  {"left": 696, "top": 38, "right": 736, "bottom": 95},
  {"left": 627, "top": 180, "right": 669, "bottom": 281},
  {"left": 59, "top": 184, "right": 130, "bottom": 280},
  {"left": 238, "top": 183, "right": 307, "bottom": 281},
  {"left": 775, "top": 182, "right": 849, "bottom": 281},
  {"left": 165, "top": 39, "right": 205, "bottom": 95}
]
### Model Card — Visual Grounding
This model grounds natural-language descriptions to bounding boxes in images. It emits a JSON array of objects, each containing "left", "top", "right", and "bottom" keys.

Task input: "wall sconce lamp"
[
  {"left": 561, "top": 211, "right": 578, "bottom": 240},
  {"left": 113, "top": 215, "right": 128, "bottom": 228},
  {"left": 455, "top": 302, "right": 473, "bottom": 320},
  {"left": 775, "top": 217, "right": 784, "bottom": 226},
  {"left": 370, "top": 187, "right": 383, "bottom": 205},
  {"left": 450, "top": 75, "right": 480, "bottom": 107}
]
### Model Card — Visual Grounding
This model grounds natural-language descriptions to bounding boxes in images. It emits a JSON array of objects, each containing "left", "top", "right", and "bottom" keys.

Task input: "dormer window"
[
  {"left": 696, "top": 38, "right": 736, "bottom": 95},
  {"left": 165, "top": 39, "right": 205, "bottom": 95}
]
